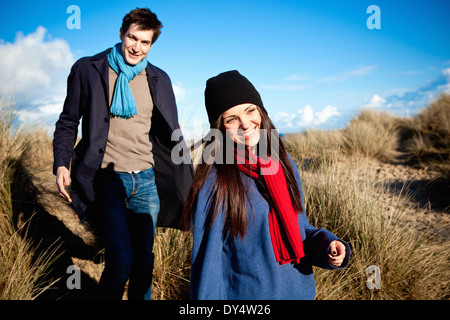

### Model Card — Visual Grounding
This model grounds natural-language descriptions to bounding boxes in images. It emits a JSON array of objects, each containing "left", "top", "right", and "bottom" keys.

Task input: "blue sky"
[{"left": 0, "top": 0, "right": 449, "bottom": 138}]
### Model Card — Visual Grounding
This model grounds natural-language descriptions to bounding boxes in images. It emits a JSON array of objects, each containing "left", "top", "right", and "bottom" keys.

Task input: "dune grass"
[
  {"left": 282, "top": 94, "right": 450, "bottom": 299},
  {"left": 294, "top": 155, "right": 449, "bottom": 299},
  {"left": 0, "top": 95, "right": 58, "bottom": 299},
  {"left": 399, "top": 94, "right": 450, "bottom": 184},
  {"left": 341, "top": 109, "right": 400, "bottom": 161},
  {"left": 1, "top": 93, "right": 449, "bottom": 300},
  {"left": 152, "top": 228, "right": 192, "bottom": 300}
]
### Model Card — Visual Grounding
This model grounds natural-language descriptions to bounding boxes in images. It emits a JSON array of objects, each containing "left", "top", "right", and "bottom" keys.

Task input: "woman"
[{"left": 181, "top": 70, "right": 350, "bottom": 300}]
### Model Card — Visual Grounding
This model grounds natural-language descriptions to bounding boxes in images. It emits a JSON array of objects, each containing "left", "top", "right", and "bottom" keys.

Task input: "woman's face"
[{"left": 222, "top": 103, "right": 262, "bottom": 151}]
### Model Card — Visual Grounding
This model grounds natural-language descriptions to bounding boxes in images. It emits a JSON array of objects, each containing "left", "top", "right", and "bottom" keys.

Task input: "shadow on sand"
[{"left": 10, "top": 158, "right": 102, "bottom": 300}]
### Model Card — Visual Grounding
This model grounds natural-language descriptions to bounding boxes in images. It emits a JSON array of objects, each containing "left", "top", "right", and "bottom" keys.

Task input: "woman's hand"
[{"left": 328, "top": 240, "right": 346, "bottom": 267}]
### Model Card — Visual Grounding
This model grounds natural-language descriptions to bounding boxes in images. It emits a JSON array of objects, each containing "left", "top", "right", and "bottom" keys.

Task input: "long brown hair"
[{"left": 180, "top": 107, "right": 303, "bottom": 238}]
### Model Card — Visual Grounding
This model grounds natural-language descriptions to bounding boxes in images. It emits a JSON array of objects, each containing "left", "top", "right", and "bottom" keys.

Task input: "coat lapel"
[
  {"left": 92, "top": 49, "right": 111, "bottom": 113},
  {"left": 146, "top": 64, "right": 178, "bottom": 132}
]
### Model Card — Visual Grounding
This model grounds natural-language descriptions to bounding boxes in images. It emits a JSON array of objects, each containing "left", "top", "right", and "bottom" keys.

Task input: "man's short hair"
[{"left": 121, "top": 8, "right": 163, "bottom": 44}]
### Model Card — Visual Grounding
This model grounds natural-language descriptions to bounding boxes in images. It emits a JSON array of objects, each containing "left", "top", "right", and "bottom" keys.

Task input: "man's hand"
[{"left": 56, "top": 166, "right": 72, "bottom": 203}]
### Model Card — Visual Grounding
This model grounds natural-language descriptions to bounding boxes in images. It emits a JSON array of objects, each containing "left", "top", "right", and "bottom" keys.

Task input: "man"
[{"left": 53, "top": 8, "right": 193, "bottom": 300}]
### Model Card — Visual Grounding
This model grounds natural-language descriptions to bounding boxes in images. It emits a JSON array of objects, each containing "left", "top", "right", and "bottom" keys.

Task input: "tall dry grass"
[
  {"left": 296, "top": 156, "right": 449, "bottom": 299},
  {"left": 152, "top": 228, "right": 192, "bottom": 300},
  {"left": 0, "top": 95, "right": 57, "bottom": 299},
  {"left": 285, "top": 109, "right": 400, "bottom": 163},
  {"left": 2, "top": 93, "right": 448, "bottom": 300},
  {"left": 282, "top": 95, "right": 450, "bottom": 299},
  {"left": 399, "top": 94, "right": 450, "bottom": 183},
  {"left": 342, "top": 109, "right": 400, "bottom": 161}
]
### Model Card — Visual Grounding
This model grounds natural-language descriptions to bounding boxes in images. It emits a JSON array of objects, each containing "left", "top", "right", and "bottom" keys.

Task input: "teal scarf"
[{"left": 108, "top": 43, "right": 148, "bottom": 119}]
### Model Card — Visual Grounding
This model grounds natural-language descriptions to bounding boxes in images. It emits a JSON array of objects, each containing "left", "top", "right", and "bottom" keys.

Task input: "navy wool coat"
[
  {"left": 53, "top": 48, "right": 193, "bottom": 228},
  {"left": 190, "top": 156, "right": 351, "bottom": 299}
]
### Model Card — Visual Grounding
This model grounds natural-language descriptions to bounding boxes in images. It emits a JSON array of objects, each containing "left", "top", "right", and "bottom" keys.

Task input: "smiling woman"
[
  {"left": 222, "top": 103, "right": 262, "bottom": 153},
  {"left": 181, "top": 70, "right": 351, "bottom": 300}
]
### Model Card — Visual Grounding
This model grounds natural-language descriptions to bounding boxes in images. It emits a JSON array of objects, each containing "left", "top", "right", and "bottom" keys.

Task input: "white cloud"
[
  {"left": 18, "top": 98, "right": 65, "bottom": 123},
  {"left": 172, "top": 81, "right": 187, "bottom": 102},
  {"left": 273, "top": 104, "right": 340, "bottom": 132},
  {"left": 316, "top": 105, "right": 340, "bottom": 123},
  {"left": 442, "top": 67, "right": 450, "bottom": 79},
  {"left": 360, "top": 68, "right": 450, "bottom": 116},
  {"left": 360, "top": 94, "right": 386, "bottom": 109},
  {"left": 0, "top": 26, "right": 75, "bottom": 125},
  {"left": 300, "top": 105, "right": 315, "bottom": 125}
]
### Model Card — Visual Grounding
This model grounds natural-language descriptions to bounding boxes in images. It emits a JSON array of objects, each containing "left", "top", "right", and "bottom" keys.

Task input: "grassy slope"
[{"left": 1, "top": 94, "right": 449, "bottom": 300}]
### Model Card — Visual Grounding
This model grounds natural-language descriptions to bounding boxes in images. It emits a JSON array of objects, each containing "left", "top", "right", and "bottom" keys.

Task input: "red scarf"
[{"left": 235, "top": 148, "right": 305, "bottom": 265}]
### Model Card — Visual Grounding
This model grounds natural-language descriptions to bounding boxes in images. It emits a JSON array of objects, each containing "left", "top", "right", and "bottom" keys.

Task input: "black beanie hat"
[{"left": 204, "top": 70, "right": 265, "bottom": 125}]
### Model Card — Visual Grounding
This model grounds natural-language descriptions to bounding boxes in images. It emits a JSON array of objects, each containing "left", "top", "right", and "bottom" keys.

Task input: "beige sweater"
[{"left": 101, "top": 67, "right": 154, "bottom": 172}]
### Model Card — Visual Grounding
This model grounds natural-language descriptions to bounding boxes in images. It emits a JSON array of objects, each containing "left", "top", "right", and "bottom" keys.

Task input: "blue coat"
[
  {"left": 53, "top": 48, "right": 193, "bottom": 228},
  {"left": 190, "top": 157, "right": 350, "bottom": 300}
]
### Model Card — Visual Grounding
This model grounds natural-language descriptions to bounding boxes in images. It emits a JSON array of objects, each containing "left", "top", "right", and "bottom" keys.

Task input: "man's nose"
[{"left": 132, "top": 41, "right": 141, "bottom": 51}]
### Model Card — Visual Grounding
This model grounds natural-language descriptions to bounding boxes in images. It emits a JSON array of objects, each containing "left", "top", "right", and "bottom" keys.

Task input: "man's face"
[{"left": 120, "top": 23, "right": 154, "bottom": 65}]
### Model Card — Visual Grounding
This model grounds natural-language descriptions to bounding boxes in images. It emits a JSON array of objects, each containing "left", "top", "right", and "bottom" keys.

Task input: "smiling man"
[
  {"left": 53, "top": 8, "right": 193, "bottom": 300},
  {"left": 120, "top": 23, "right": 153, "bottom": 65}
]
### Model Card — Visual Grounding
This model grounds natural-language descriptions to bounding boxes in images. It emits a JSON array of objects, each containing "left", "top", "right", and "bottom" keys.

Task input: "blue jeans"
[{"left": 95, "top": 167, "right": 160, "bottom": 300}]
